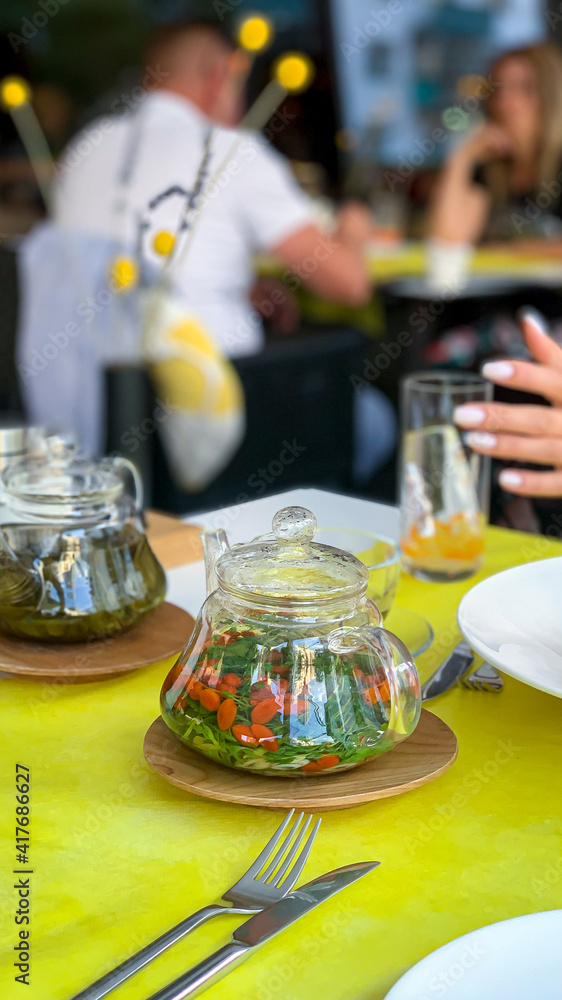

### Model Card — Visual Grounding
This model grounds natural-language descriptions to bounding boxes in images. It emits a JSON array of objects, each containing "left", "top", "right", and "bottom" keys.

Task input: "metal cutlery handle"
[
  {"left": 421, "top": 642, "right": 474, "bottom": 701},
  {"left": 70, "top": 905, "right": 252, "bottom": 1000},
  {"left": 145, "top": 942, "right": 249, "bottom": 1000}
]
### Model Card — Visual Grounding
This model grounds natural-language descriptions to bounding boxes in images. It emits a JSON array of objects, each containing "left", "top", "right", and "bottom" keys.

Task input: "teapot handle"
[
  {"left": 335, "top": 625, "right": 421, "bottom": 751},
  {"left": 110, "top": 457, "right": 144, "bottom": 511}
]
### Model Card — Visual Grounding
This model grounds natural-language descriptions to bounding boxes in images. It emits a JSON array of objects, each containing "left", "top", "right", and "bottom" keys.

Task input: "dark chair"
[
  {"left": 0, "top": 243, "right": 23, "bottom": 416},
  {"left": 150, "top": 328, "right": 367, "bottom": 515}
]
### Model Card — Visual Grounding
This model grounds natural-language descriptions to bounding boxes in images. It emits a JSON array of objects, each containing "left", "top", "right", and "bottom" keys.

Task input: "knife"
[
  {"left": 421, "top": 641, "right": 474, "bottom": 701},
  {"left": 145, "top": 861, "right": 379, "bottom": 1000}
]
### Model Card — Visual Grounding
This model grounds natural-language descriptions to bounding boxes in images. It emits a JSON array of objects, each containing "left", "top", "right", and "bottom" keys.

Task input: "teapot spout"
[
  {"left": 201, "top": 529, "right": 230, "bottom": 597},
  {"left": 0, "top": 530, "right": 43, "bottom": 613}
]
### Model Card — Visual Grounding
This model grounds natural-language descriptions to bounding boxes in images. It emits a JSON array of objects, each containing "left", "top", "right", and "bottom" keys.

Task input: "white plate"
[
  {"left": 458, "top": 557, "right": 562, "bottom": 699},
  {"left": 385, "top": 910, "right": 562, "bottom": 999}
]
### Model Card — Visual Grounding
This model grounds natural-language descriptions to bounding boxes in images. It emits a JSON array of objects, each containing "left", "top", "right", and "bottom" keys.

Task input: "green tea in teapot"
[
  {"left": 0, "top": 443, "right": 165, "bottom": 642},
  {"left": 0, "top": 522, "right": 165, "bottom": 642}
]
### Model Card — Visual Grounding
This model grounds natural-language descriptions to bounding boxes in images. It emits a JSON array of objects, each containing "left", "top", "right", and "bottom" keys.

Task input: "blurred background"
[
  {"left": 2, "top": 0, "right": 562, "bottom": 530},
  {"left": 2, "top": 0, "right": 559, "bottom": 227}
]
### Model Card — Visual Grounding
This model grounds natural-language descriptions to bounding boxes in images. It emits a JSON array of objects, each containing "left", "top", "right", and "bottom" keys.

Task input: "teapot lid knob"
[
  {"left": 42, "top": 433, "right": 77, "bottom": 464},
  {"left": 272, "top": 506, "right": 317, "bottom": 544}
]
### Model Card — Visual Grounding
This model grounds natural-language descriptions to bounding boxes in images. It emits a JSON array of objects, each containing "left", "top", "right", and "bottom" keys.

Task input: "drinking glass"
[
  {"left": 314, "top": 528, "right": 400, "bottom": 615},
  {"left": 399, "top": 372, "right": 492, "bottom": 582},
  {"left": 314, "top": 527, "right": 434, "bottom": 656}
]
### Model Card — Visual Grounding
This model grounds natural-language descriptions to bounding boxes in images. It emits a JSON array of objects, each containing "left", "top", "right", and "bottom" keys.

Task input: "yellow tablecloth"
[
  {"left": 366, "top": 242, "right": 562, "bottom": 283},
  {"left": 258, "top": 242, "right": 562, "bottom": 284},
  {"left": 1, "top": 526, "right": 561, "bottom": 1000},
  {"left": 257, "top": 243, "right": 562, "bottom": 336}
]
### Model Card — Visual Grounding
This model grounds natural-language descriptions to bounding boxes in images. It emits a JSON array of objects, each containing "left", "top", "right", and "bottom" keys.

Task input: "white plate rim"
[
  {"left": 385, "top": 909, "right": 562, "bottom": 999},
  {"left": 457, "top": 557, "right": 562, "bottom": 699}
]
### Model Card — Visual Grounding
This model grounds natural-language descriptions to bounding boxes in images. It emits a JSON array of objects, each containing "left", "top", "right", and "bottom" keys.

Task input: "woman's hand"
[
  {"left": 455, "top": 122, "right": 514, "bottom": 167},
  {"left": 336, "top": 200, "right": 376, "bottom": 245},
  {"left": 427, "top": 123, "right": 511, "bottom": 246},
  {"left": 454, "top": 310, "right": 562, "bottom": 497}
]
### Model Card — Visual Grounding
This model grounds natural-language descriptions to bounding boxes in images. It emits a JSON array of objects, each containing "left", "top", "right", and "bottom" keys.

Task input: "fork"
[
  {"left": 71, "top": 809, "right": 320, "bottom": 1000},
  {"left": 460, "top": 661, "right": 504, "bottom": 693}
]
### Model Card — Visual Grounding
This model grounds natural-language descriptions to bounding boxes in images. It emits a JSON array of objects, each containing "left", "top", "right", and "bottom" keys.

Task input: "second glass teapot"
[
  {"left": 0, "top": 440, "right": 166, "bottom": 642},
  {"left": 161, "top": 506, "right": 420, "bottom": 777}
]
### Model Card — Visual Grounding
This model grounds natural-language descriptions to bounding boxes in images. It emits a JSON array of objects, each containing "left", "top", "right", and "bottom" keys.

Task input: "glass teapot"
[
  {"left": 161, "top": 506, "right": 420, "bottom": 777},
  {"left": 0, "top": 439, "right": 166, "bottom": 642}
]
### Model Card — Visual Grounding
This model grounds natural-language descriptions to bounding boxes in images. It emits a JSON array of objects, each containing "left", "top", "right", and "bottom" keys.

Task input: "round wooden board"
[
  {"left": 0, "top": 602, "right": 194, "bottom": 683},
  {"left": 143, "top": 710, "right": 458, "bottom": 811}
]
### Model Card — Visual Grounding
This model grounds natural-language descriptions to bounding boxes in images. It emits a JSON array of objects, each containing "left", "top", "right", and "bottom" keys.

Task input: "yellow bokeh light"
[
  {"left": 153, "top": 230, "right": 176, "bottom": 256},
  {"left": 273, "top": 52, "right": 315, "bottom": 94},
  {"left": 237, "top": 15, "right": 274, "bottom": 54},
  {"left": 456, "top": 74, "right": 489, "bottom": 100},
  {"left": 0, "top": 76, "right": 31, "bottom": 110},
  {"left": 110, "top": 256, "right": 139, "bottom": 293}
]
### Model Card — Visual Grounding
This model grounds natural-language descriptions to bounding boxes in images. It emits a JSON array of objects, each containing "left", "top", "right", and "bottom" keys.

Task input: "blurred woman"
[{"left": 430, "top": 43, "right": 562, "bottom": 251}]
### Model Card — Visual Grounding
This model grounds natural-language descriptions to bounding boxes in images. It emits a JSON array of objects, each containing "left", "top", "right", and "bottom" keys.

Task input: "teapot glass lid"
[
  {"left": 216, "top": 506, "right": 369, "bottom": 604},
  {"left": 2, "top": 439, "right": 125, "bottom": 518}
]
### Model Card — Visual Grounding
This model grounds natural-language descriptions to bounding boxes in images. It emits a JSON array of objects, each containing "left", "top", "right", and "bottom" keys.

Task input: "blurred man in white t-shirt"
[{"left": 54, "top": 20, "right": 372, "bottom": 358}]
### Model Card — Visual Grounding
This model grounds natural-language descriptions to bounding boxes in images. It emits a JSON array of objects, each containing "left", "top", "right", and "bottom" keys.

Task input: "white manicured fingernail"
[
  {"left": 465, "top": 431, "right": 497, "bottom": 449},
  {"left": 499, "top": 470, "right": 524, "bottom": 488},
  {"left": 482, "top": 361, "right": 514, "bottom": 381},
  {"left": 453, "top": 405, "right": 486, "bottom": 427},
  {"left": 520, "top": 307, "right": 548, "bottom": 335}
]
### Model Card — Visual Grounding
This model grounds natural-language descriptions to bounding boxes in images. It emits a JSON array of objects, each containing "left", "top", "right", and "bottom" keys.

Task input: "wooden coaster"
[
  {"left": 145, "top": 511, "right": 202, "bottom": 569},
  {"left": 143, "top": 710, "right": 458, "bottom": 811},
  {"left": 0, "top": 602, "right": 194, "bottom": 683}
]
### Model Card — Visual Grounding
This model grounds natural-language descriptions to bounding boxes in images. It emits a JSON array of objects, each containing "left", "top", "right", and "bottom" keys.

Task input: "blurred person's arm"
[
  {"left": 273, "top": 201, "right": 372, "bottom": 306},
  {"left": 428, "top": 124, "right": 513, "bottom": 245},
  {"left": 243, "top": 142, "right": 371, "bottom": 307}
]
